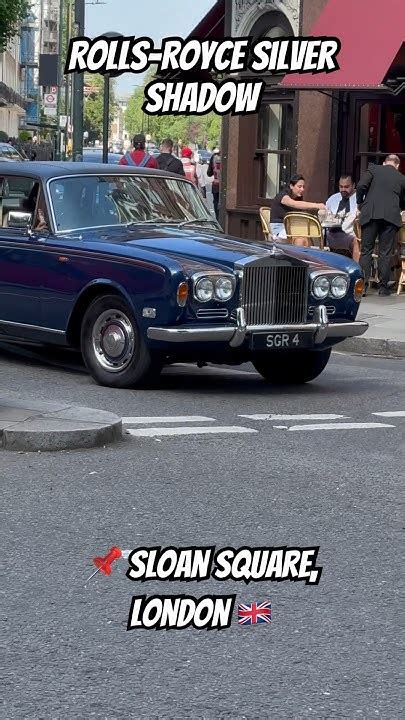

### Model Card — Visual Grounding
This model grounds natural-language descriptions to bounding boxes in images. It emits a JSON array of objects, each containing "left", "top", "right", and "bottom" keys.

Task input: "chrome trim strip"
[
  {"left": 148, "top": 326, "right": 235, "bottom": 342},
  {"left": 147, "top": 312, "right": 369, "bottom": 345},
  {"left": 229, "top": 307, "right": 246, "bottom": 348},
  {"left": 0, "top": 319, "right": 65, "bottom": 334}
]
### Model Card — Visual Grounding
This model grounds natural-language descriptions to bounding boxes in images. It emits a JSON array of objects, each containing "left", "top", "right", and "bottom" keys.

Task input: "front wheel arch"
[
  {"left": 80, "top": 293, "right": 162, "bottom": 388},
  {"left": 66, "top": 282, "right": 135, "bottom": 348}
]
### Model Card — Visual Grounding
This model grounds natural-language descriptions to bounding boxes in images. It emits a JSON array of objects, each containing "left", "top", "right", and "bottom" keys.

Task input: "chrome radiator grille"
[{"left": 241, "top": 264, "right": 308, "bottom": 325}]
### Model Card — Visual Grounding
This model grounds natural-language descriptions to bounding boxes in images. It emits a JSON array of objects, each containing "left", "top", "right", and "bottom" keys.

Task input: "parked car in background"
[
  {"left": 82, "top": 148, "right": 123, "bottom": 163},
  {"left": 0, "top": 143, "right": 27, "bottom": 162},
  {"left": 196, "top": 149, "right": 212, "bottom": 165},
  {"left": 0, "top": 163, "right": 368, "bottom": 389}
]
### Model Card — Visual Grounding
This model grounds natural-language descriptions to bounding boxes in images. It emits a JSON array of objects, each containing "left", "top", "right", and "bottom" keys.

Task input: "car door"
[{"left": 0, "top": 174, "right": 43, "bottom": 331}]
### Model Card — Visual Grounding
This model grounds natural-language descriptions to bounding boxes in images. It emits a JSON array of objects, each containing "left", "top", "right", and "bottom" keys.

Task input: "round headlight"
[
  {"left": 195, "top": 277, "right": 214, "bottom": 302},
  {"left": 313, "top": 275, "right": 330, "bottom": 299},
  {"left": 215, "top": 277, "right": 234, "bottom": 301},
  {"left": 330, "top": 275, "right": 349, "bottom": 299}
]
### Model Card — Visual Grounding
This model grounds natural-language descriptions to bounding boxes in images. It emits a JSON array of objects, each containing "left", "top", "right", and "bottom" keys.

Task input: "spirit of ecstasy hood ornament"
[{"left": 267, "top": 238, "right": 283, "bottom": 256}]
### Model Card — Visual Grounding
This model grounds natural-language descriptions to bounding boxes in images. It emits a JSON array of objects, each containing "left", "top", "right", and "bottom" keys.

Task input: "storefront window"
[
  {"left": 356, "top": 101, "right": 405, "bottom": 175},
  {"left": 257, "top": 103, "right": 293, "bottom": 199}
]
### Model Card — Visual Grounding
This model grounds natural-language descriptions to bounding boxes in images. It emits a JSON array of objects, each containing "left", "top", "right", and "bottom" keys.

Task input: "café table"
[{"left": 320, "top": 218, "right": 343, "bottom": 249}]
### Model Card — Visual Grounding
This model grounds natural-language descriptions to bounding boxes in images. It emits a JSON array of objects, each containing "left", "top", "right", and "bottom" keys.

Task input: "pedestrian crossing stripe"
[
  {"left": 239, "top": 413, "right": 350, "bottom": 421},
  {"left": 126, "top": 426, "right": 258, "bottom": 437},
  {"left": 282, "top": 422, "right": 395, "bottom": 432},
  {"left": 122, "top": 416, "right": 215, "bottom": 424}
]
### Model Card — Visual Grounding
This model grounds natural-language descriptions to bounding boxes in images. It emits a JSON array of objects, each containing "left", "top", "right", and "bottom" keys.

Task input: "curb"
[
  {"left": 338, "top": 337, "right": 405, "bottom": 359},
  {"left": 0, "top": 402, "right": 122, "bottom": 452}
]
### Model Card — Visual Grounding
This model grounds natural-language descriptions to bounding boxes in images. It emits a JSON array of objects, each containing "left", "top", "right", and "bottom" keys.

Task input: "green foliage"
[
  {"left": 0, "top": 130, "right": 9, "bottom": 142},
  {"left": 125, "top": 78, "right": 223, "bottom": 149},
  {"left": 19, "top": 130, "right": 31, "bottom": 141},
  {"left": 83, "top": 74, "right": 118, "bottom": 142},
  {"left": 0, "top": 0, "right": 30, "bottom": 51}
]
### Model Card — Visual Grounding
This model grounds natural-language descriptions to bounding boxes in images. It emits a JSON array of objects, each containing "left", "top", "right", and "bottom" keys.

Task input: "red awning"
[
  {"left": 281, "top": 0, "right": 405, "bottom": 89},
  {"left": 156, "top": 0, "right": 225, "bottom": 81},
  {"left": 188, "top": 0, "right": 225, "bottom": 41}
]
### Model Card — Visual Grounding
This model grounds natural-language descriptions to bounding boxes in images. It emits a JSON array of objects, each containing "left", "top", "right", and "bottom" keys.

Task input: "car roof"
[{"left": 0, "top": 161, "right": 186, "bottom": 181}]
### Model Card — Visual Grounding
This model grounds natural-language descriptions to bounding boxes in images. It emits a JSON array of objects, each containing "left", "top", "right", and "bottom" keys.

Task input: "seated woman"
[{"left": 270, "top": 174, "right": 326, "bottom": 246}]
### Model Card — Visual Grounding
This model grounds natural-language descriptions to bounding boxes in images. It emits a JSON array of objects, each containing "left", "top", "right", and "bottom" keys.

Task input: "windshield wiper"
[
  {"left": 125, "top": 219, "right": 179, "bottom": 228},
  {"left": 178, "top": 218, "right": 218, "bottom": 228}
]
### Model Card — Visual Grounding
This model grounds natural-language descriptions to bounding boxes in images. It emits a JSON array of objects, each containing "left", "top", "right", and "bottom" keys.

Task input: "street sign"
[
  {"left": 44, "top": 93, "right": 57, "bottom": 107},
  {"left": 44, "top": 107, "right": 57, "bottom": 117}
]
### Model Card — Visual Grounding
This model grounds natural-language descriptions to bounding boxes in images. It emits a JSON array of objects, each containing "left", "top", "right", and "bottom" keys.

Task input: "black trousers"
[
  {"left": 360, "top": 220, "right": 398, "bottom": 288},
  {"left": 212, "top": 190, "right": 219, "bottom": 221}
]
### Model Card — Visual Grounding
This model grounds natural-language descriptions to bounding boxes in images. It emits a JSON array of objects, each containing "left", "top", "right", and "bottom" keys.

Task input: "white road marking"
[
  {"left": 127, "top": 425, "right": 258, "bottom": 438},
  {"left": 372, "top": 411, "right": 405, "bottom": 418},
  {"left": 239, "top": 414, "right": 350, "bottom": 421},
  {"left": 283, "top": 422, "right": 395, "bottom": 432},
  {"left": 122, "top": 416, "right": 215, "bottom": 425}
]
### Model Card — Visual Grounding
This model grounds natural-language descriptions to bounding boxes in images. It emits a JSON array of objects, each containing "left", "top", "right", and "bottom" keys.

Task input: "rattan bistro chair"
[
  {"left": 259, "top": 206, "right": 271, "bottom": 241},
  {"left": 283, "top": 212, "right": 326, "bottom": 250}
]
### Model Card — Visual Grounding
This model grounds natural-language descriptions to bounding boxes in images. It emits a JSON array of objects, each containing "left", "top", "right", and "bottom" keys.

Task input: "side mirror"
[{"left": 6, "top": 211, "right": 32, "bottom": 229}]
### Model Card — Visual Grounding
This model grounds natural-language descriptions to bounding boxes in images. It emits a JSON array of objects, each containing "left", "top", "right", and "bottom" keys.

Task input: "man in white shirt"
[{"left": 325, "top": 174, "right": 360, "bottom": 262}]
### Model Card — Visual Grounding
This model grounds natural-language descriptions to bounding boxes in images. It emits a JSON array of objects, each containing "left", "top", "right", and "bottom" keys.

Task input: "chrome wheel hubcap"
[{"left": 92, "top": 310, "right": 135, "bottom": 372}]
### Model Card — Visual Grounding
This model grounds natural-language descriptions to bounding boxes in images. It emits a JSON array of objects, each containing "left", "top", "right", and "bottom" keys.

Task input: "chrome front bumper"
[{"left": 147, "top": 306, "right": 369, "bottom": 348}]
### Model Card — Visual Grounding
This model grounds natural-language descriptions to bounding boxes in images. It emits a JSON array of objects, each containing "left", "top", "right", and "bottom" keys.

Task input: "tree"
[
  {"left": 83, "top": 74, "right": 117, "bottom": 143},
  {"left": 125, "top": 76, "right": 223, "bottom": 149},
  {"left": 0, "top": 0, "right": 30, "bottom": 51}
]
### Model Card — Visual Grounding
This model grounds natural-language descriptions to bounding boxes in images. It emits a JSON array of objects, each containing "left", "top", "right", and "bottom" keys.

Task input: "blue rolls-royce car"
[{"left": 0, "top": 163, "right": 368, "bottom": 388}]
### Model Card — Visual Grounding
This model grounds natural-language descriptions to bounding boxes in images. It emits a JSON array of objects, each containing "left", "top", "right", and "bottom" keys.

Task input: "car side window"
[{"left": 0, "top": 175, "right": 38, "bottom": 231}]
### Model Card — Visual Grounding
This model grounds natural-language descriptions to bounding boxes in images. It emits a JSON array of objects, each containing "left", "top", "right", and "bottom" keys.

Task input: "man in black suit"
[{"left": 356, "top": 154, "right": 405, "bottom": 295}]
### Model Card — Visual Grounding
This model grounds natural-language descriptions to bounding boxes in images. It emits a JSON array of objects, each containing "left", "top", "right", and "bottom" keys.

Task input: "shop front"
[{"left": 169, "top": 0, "right": 405, "bottom": 242}]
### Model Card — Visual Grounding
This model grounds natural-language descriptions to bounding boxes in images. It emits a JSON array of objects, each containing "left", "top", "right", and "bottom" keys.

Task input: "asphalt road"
[{"left": 1, "top": 346, "right": 404, "bottom": 719}]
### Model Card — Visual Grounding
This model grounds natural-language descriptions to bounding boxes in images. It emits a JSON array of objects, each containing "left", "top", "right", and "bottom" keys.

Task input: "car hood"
[{"left": 77, "top": 226, "right": 356, "bottom": 274}]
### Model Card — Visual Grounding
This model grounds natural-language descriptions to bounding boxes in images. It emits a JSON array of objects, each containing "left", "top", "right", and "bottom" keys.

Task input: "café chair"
[
  {"left": 259, "top": 207, "right": 271, "bottom": 241},
  {"left": 283, "top": 212, "right": 326, "bottom": 250}
]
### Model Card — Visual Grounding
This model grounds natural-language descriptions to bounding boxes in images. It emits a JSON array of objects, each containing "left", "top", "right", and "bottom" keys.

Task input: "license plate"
[{"left": 250, "top": 331, "right": 313, "bottom": 350}]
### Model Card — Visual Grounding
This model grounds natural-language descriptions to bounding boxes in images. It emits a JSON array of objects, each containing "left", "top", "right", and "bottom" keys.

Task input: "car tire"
[
  {"left": 252, "top": 348, "right": 332, "bottom": 385},
  {"left": 80, "top": 294, "right": 162, "bottom": 388}
]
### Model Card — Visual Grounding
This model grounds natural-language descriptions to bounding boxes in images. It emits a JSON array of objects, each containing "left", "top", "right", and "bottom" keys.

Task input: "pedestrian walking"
[
  {"left": 180, "top": 147, "right": 198, "bottom": 185},
  {"left": 156, "top": 139, "right": 185, "bottom": 176},
  {"left": 207, "top": 148, "right": 221, "bottom": 220},
  {"left": 119, "top": 133, "right": 158, "bottom": 169},
  {"left": 357, "top": 154, "right": 405, "bottom": 295}
]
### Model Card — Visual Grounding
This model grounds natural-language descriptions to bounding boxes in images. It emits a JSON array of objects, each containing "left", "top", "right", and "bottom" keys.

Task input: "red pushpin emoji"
[{"left": 85, "top": 546, "right": 123, "bottom": 584}]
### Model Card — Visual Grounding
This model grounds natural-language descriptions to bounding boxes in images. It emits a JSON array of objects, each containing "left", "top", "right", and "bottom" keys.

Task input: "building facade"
[
  {"left": 111, "top": 98, "right": 130, "bottom": 147},
  {"left": 0, "top": 37, "right": 26, "bottom": 137},
  {"left": 20, "top": 8, "right": 40, "bottom": 124}
]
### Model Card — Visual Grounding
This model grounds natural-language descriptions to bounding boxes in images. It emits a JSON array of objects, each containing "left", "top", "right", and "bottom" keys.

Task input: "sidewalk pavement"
[
  {"left": 339, "top": 293, "right": 405, "bottom": 358},
  {"left": 0, "top": 394, "right": 122, "bottom": 452}
]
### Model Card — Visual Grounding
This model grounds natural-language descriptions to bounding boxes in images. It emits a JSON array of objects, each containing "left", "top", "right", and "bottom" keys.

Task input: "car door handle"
[{"left": 58, "top": 256, "right": 70, "bottom": 264}]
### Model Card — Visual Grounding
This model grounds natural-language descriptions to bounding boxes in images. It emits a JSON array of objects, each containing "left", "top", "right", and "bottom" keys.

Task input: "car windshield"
[
  {"left": 0, "top": 144, "right": 23, "bottom": 160},
  {"left": 48, "top": 174, "right": 218, "bottom": 232}
]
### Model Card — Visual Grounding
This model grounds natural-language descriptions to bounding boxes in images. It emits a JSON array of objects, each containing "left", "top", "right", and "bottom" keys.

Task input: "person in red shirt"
[{"left": 119, "top": 133, "right": 158, "bottom": 169}]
